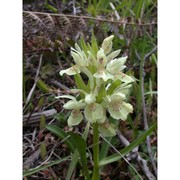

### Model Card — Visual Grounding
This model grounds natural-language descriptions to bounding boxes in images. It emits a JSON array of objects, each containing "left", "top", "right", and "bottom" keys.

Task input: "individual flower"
[
  {"left": 93, "top": 48, "right": 114, "bottom": 82},
  {"left": 84, "top": 103, "right": 104, "bottom": 123},
  {"left": 93, "top": 47, "right": 134, "bottom": 83},
  {"left": 67, "top": 109, "right": 84, "bottom": 127},
  {"left": 106, "top": 56, "right": 134, "bottom": 83},
  {"left": 56, "top": 95, "right": 86, "bottom": 127},
  {"left": 60, "top": 44, "right": 88, "bottom": 76},
  {"left": 103, "top": 92, "right": 133, "bottom": 121},
  {"left": 98, "top": 121, "right": 117, "bottom": 137},
  {"left": 93, "top": 68, "right": 113, "bottom": 82},
  {"left": 71, "top": 43, "right": 89, "bottom": 67},
  {"left": 106, "top": 56, "right": 127, "bottom": 72},
  {"left": 113, "top": 83, "right": 132, "bottom": 96}
]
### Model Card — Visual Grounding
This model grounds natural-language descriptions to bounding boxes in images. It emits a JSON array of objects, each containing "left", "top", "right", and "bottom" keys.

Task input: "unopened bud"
[{"left": 102, "top": 35, "right": 114, "bottom": 54}]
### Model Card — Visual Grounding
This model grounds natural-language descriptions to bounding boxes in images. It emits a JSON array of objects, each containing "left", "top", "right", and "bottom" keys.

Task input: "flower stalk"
[{"left": 92, "top": 123, "right": 100, "bottom": 180}]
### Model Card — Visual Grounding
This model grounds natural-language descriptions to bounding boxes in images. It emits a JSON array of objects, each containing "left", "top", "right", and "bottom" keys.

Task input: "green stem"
[{"left": 92, "top": 123, "right": 99, "bottom": 180}]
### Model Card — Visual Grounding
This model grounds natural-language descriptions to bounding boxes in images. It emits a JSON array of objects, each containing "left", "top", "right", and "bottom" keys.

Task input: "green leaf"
[
  {"left": 107, "top": 79, "right": 121, "bottom": 95},
  {"left": 79, "top": 37, "right": 89, "bottom": 56},
  {"left": 97, "top": 0, "right": 110, "bottom": 11},
  {"left": 37, "top": 79, "right": 51, "bottom": 93},
  {"left": 134, "top": 0, "right": 144, "bottom": 18},
  {"left": 66, "top": 150, "right": 79, "bottom": 180},
  {"left": 40, "top": 115, "right": 46, "bottom": 130},
  {"left": 69, "top": 132, "right": 91, "bottom": 180},
  {"left": 23, "top": 155, "right": 71, "bottom": 177},
  {"left": 74, "top": 73, "right": 89, "bottom": 94},
  {"left": 44, "top": 0, "right": 58, "bottom": 13},
  {"left": 40, "top": 142, "right": 47, "bottom": 160},
  {"left": 91, "top": 31, "right": 99, "bottom": 54},
  {"left": 46, "top": 125, "right": 75, "bottom": 152},
  {"left": 145, "top": 91, "right": 157, "bottom": 96},
  {"left": 66, "top": 123, "right": 90, "bottom": 180},
  {"left": 99, "top": 136, "right": 112, "bottom": 161},
  {"left": 96, "top": 83, "right": 106, "bottom": 103},
  {"left": 151, "top": 53, "right": 157, "bottom": 66},
  {"left": 99, "top": 122, "right": 157, "bottom": 166}
]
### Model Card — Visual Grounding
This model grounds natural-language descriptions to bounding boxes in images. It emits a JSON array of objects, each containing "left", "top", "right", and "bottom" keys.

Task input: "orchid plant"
[{"left": 57, "top": 35, "right": 135, "bottom": 179}]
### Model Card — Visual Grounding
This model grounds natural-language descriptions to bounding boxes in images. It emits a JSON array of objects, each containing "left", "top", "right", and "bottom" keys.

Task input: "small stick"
[
  {"left": 136, "top": 47, "right": 157, "bottom": 176},
  {"left": 110, "top": 2, "right": 120, "bottom": 20},
  {"left": 23, "top": 54, "right": 43, "bottom": 109},
  {"left": 23, "top": 11, "right": 157, "bottom": 26}
]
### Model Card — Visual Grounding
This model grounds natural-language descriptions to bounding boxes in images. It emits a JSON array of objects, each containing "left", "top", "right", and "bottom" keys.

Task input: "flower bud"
[{"left": 102, "top": 35, "right": 114, "bottom": 54}]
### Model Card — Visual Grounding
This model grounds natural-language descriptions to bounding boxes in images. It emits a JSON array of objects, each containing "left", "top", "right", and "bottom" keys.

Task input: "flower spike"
[{"left": 59, "top": 35, "right": 135, "bottom": 136}]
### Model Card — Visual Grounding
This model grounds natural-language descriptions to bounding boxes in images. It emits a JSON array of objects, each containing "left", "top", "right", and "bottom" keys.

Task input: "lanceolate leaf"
[
  {"left": 46, "top": 125, "right": 75, "bottom": 152},
  {"left": 96, "top": 83, "right": 106, "bottom": 103},
  {"left": 74, "top": 73, "right": 89, "bottom": 93},
  {"left": 69, "top": 132, "right": 91, "bottom": 180},
  {"left": 37, "top": 79, "right": 51, "bottom": 93},
  {"left": 91, "top": 31, "right": 99, "bottom": 54},
  {"left": 107, "top": 79, "right": 121, "bottom": 95},
  {"left": 99, "top": 136, "right": 112, "bottom": 161},
  {"left": 99, "top": 122, "right": 157, "bottom": 166},
  {"left": 66, "top": 123, "right": 90, "bottom": 180}
]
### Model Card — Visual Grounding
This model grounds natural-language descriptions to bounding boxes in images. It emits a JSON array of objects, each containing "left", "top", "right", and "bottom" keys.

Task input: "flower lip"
[
  {"left": 108, "top": 100, "right": 133, "bottom": 120},
  {"left": 98, "top": 121, "right": 117, "bottom": 137},
  {"left": 84, "top": 103, "right": 104, "bottom": 123},
  {"left": 93, "top": 69, "right": 113, "bottom": 82},
  {"left": 68, "top": 109, "right": 83, "bottom": 126}
]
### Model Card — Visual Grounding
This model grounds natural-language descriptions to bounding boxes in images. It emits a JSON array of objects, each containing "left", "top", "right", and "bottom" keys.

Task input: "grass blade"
[{"left": 23, "top": 155, "right": 71, "bottom": 177}]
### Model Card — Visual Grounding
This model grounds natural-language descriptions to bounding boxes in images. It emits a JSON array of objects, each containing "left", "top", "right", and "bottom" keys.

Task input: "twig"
[
  {"left": 24, "top": 98, "right": 39, "bottom": 125},
  {"left": 24, "top": 149, "right": 40, "bottom": 169},
  {"left": 34, "top": 148, "right": 55, "bottom": 169},
  {"left": 24, "top": 48, "right": 55, "bottom": 55},
  {"left": 73, "top": 0, "right": 76, "bottom": 15},
  {"left": 23, "top": 108, "right": 57, "bottom": 125},
  {"left": 144, "top": 46, "right": 157, "bottom": 60},
  {"left": 136, "top": 47, "right": 157, "bottom": 176},
  {"left": 117, "top": 130, "right": 156, "bottom": 180},
  {"left": 49, "top": 79, "right": 70, "bottom": 91},
  {"left": 23, "top": 11, "right": 157, "bottom": 26},
  {"left": 23, "top": 54, "right": 43, "bottom": 109},
  {"left": 55, "top": 0, "right": 61, "bottom": 13}
]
